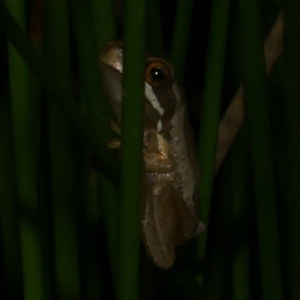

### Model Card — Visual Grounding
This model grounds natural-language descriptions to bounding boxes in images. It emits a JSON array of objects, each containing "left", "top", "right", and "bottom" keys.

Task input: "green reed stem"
[
  {"left": 171, "top": 0, "right": 193, "bottom": 79},
  {"left": 70, "top": 0, "right": 111, "bottom": 137},
  {"left": 44, "top": 1, "right": 82, "bottom": 298},
  {"left": 0, "top": 96, "right": 23, "bottom": 299},
  {"left": 70, "top": 0, "right": 118, "bottom": 296},
  {"left": 117, "top": 0, "right": 146, "bottom": 299},
  {"left": 281, "top": 2, "right": 300, "bottom": 298},
  {"left": 146, "top": 0, "right": 163, "bottom": 55},
  {"left": 5, "top": 1, "right": 44, "bottom": 298},
  {"left": 197, "top": 0, "right": 230, "bottom": 261},
  {"left": 0, "top": 5, "right": 119, "bottom": 183},
  {"left": 90, "top": 0, "right": 116, "bottom": 48},
  {"left": 238, "top": 2, "right": 282, "bottom": 299},
  {"left": 231, "top": 128, "right": 250, "bottom": 300},
  {"left": 89, "top": 0, "right": 119, "bottom": 288}
]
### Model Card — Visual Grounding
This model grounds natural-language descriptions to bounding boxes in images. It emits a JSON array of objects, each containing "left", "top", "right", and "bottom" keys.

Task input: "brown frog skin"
[
  {"left": 98, "top": 14, "right": 283, "bottom": 269},
  {"left": 99, "top": 41, "right": 204, "bottom": 269}
]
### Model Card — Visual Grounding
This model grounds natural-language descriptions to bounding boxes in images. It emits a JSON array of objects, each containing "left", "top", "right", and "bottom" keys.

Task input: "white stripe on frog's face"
[
  {"left": 145, "top": 82, "right": 164, "bottom": 116},
  {"left": 157, "top": 120, "right": 162, "bottom": 132},
  {"left": 145, "top": 82, "right": 164, "bottom": 132}
]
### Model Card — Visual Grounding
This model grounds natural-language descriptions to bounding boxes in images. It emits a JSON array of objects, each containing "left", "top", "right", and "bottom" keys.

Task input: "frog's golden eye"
[{"left": 145, "top": 60, "right": 172, "bottom": 88}]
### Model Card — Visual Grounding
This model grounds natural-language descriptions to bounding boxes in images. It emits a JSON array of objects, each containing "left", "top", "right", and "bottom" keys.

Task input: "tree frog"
[
  {"left": 99, "top": 40, "right": 205, "bottom": 269},
  {"left": 98, "top": 14, "right": 282, "bottom": 269}
]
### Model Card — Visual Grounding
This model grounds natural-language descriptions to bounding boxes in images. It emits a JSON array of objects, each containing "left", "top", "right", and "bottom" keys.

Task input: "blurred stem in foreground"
[
  {"left": 197, "top": 0, "right": 230, "bottom": 262},
  {"left": 239, "top": 2, "right": 282, "bottom": 299},
  {"left": 0, "top": 5, "right": 119, "bottom": 183},
  {"left": 44, "top": 1, "right": 82, "bottom": 298},
  {"left": 117, "top": 0, "right": 146, "bottom": 299},
  {"left": 5, "top": 1, "right": 44, "bottom": 298},
  {"left": 171, "top": 0, "right": 193, "bottom": 80},
  {"left": 281, "top": 2, "right": 300, "bottom": 298}
]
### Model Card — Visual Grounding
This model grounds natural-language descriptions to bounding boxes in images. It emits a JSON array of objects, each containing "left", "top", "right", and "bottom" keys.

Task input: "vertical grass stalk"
[
  {"left": 90, "top": 0, "right": 116, "bottom": 48},
  {"left": 231, "top": 127, "right": 250, "bottom": 300},
  {"left": 5, "top": 1, "right": 44, "bottom": 298},
  {"left": 0, "top": 6, "right": 119, "bottom": 182},
  {"left": 89, "top": 1, "right": 120, "bottom": 287},
  {"left": 280, "top": 2, "right": 300, "bottom": 298},
  {"left": 70, "top": 0, "right": 118, "bottom": 296},
  {"left": 44, "top": 1, "right": 82, "bottom": 298},
  {"left": 117, "top": 0, "right": 146, "bottom": 298},
  {"left": 238, "top": 2, "right": 282, "bottom": 298},
  {"left": 171, "top": 0, "right": 193, "bottom": 79},
  {"left": 0, "top": 97, "right": 23, "bottom": 299},
  {"left": 197, "top": 0, "right": 230, "bottom": 261},
  {"left": 145, "top": 0, "right": 163, "bottom": 55}
]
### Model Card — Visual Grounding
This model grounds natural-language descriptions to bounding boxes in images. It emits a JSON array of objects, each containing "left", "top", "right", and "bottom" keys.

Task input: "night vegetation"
[{"left": 0, "top": 0, "right": 298, "bottom": 299}]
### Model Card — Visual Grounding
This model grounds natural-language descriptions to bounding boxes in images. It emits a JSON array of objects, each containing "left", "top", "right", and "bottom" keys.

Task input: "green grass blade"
[
  {"left": 0, "top": 4, "right": 119, "bottom": 183},
  {"left": 171, "top": 0, "right": 193, "bottom": 79},
  {"left": 145, "top": 0, "right": 163, "bottom": 55},
  {"left": 238, "top": 2, "right": 282, "bottom": 299},
  {"left": 280, "top": 2, "right": 300, "bottom": 298},
  {"left": 117, "top": 0, "right": 146, "bottom": 298},
  {"left": 90, "top": 0, "right": 116, "bottom": 48},
  {"left": 70, "top": 0, "right": 118, "bottom": 295},
  {"left": 197, "top": 0, "right": 230, "bottom": 261},
  {"left": 70, "top": 0, "right": 111, "bottom": 136},
  {"left": 97, "top": 174, "right": 119, "bottom": 287},
  {"left": 5, "top": 1, "right": 44, "bottom": 298},
  {"left": 43, "top": 1, "right": 82, "bottom": 298},
  {"left": 231, "top": 127, "right": 250, "bottom": 300},
  {"left": 0, "top": 96, "right": 23, "bottom": 299},
  {"left": 91, "top": 10, "right": 117, "bottom": 245}
]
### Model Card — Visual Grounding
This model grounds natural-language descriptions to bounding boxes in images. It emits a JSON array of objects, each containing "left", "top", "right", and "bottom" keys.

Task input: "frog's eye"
[{"left": 145, "top": 60, "right": 172, "bottom": 88}]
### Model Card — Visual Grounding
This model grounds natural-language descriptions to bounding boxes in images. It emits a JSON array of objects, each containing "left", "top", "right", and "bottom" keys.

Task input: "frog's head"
[{"left": 99, "top": 40, "right": 181, "bottom": 136}]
